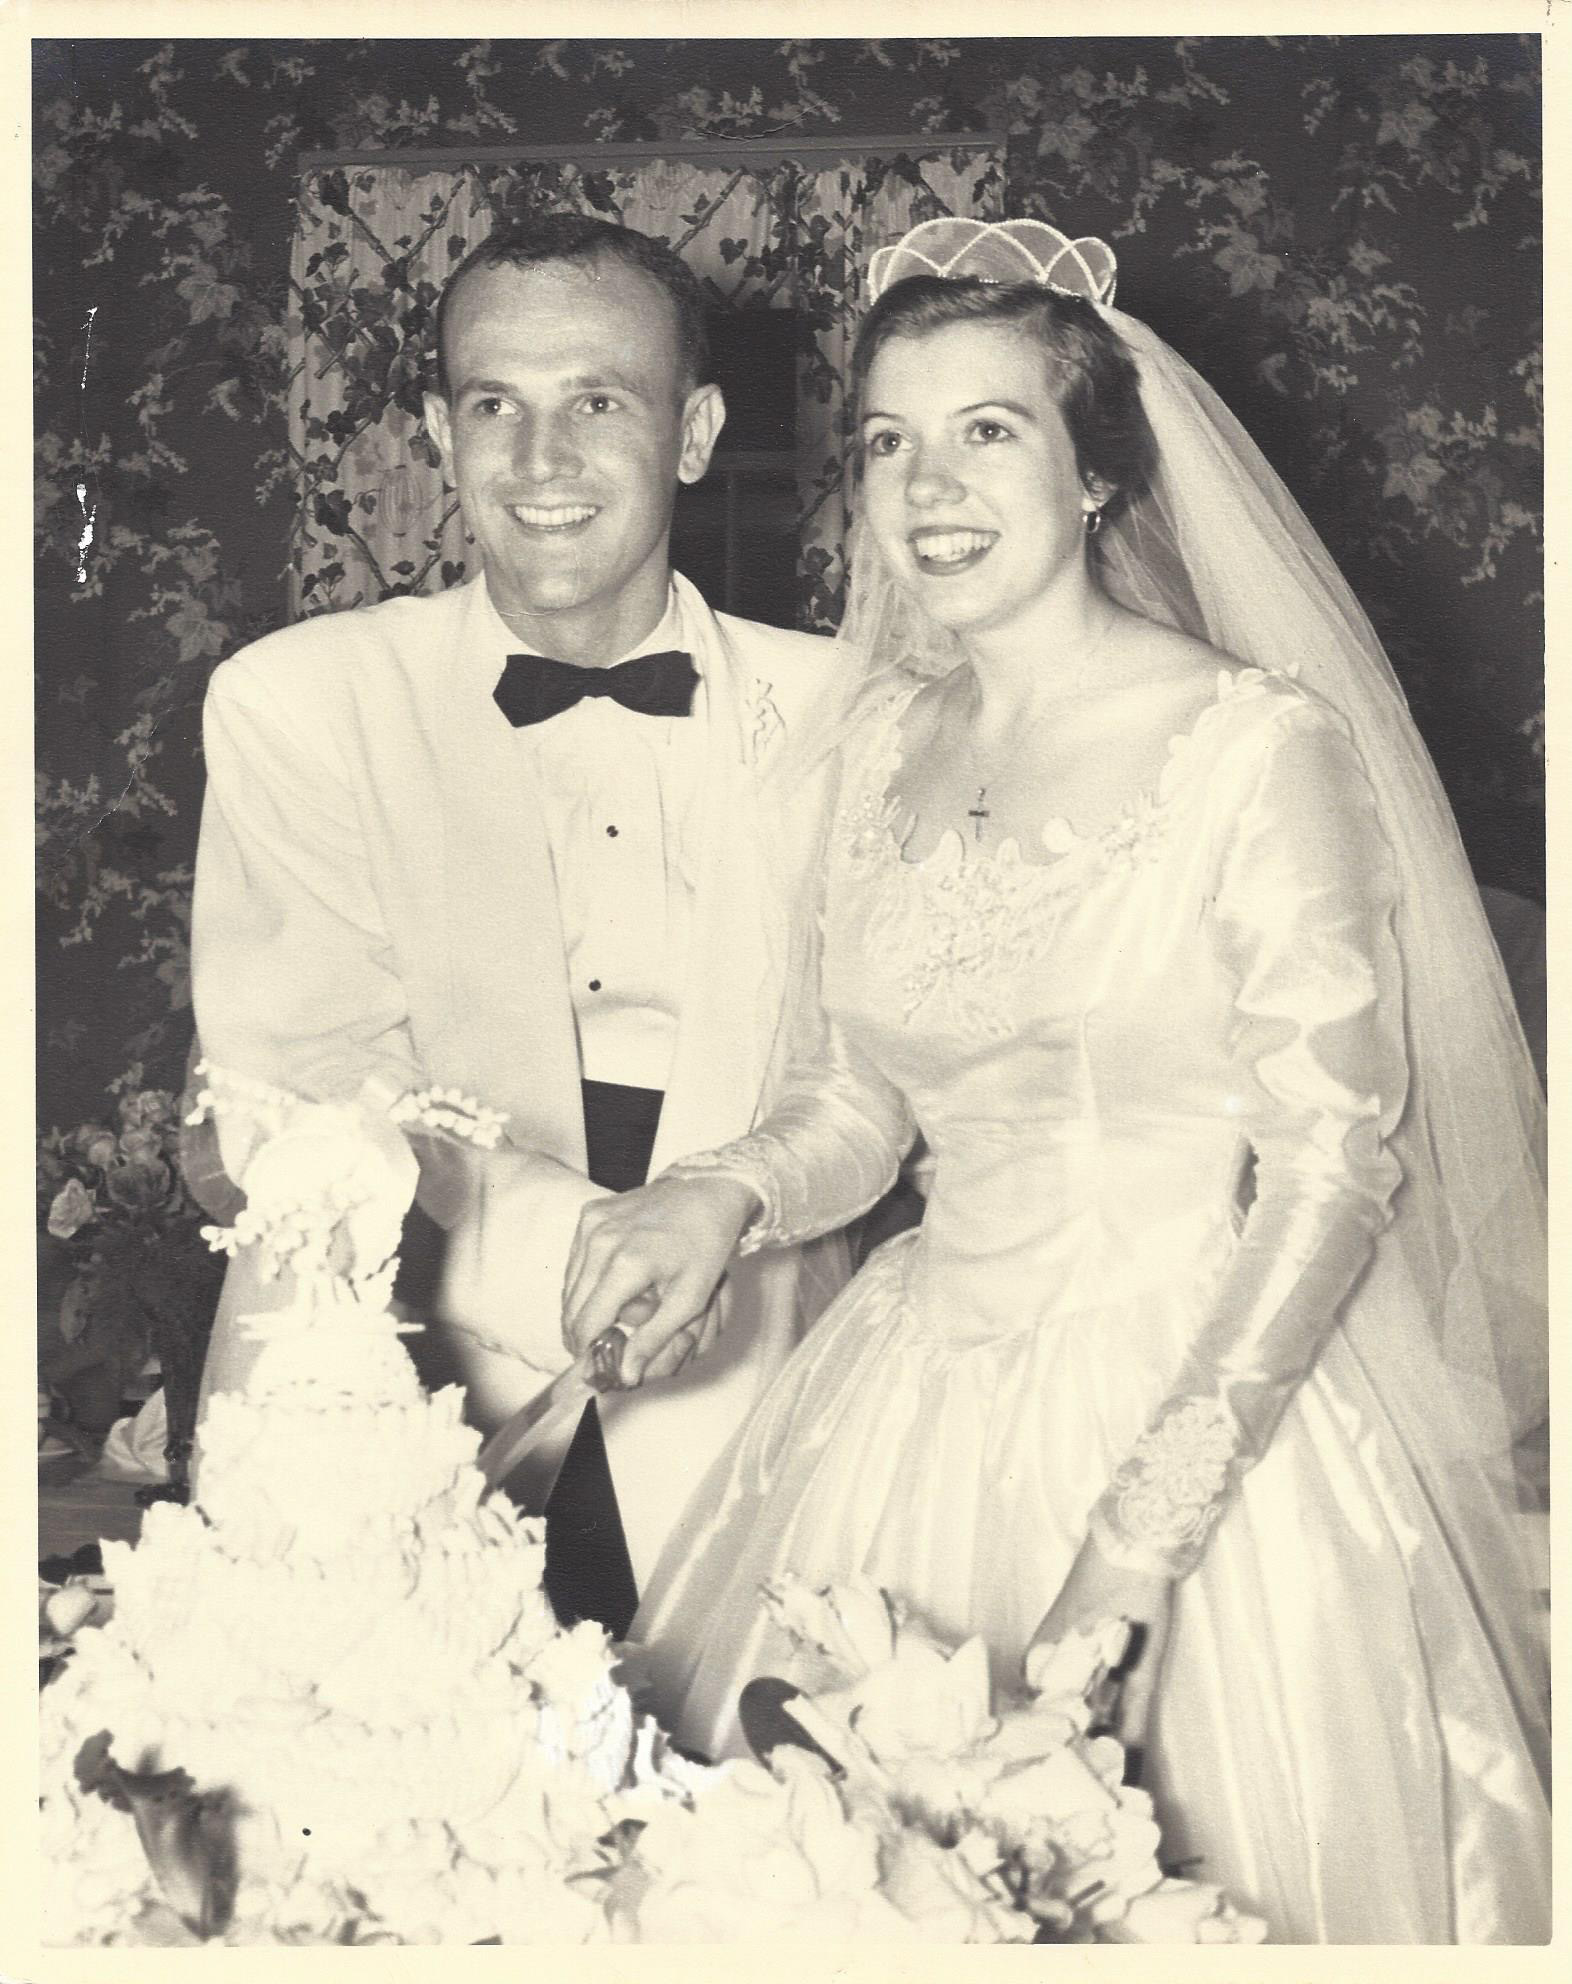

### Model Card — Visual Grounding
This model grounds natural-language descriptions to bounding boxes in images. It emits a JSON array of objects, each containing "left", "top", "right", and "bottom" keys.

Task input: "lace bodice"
[
  {"left": 833, "top": 673, "right": 1239, "bottom": 1041},
  {"left": 668, "top": 668, "right": 1407, "bottom": 1577}
]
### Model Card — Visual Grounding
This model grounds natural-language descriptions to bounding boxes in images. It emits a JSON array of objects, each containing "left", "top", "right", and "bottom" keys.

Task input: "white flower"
[
  {"left": 1023, "top": 1615, "right": 1132, "bottom": 1716},
  {"left": 983, "top": 1747, "right": 1163, "bottom": 1903},
  {"left": 760, "top": 1572, "right": 897, "bottom": 1678},
  {"left": 1114, "top": 1876, "right": 1268, "bottom": 1944},
  {"left": 47, "top": 1177, "right": 96, "bottom": 1240},
  {"left": 878, "top": 1827, "right": 1032, "bottom": 1942},
  {"left": 621, "top": 1750, "right": 900, "bottom": 1941},
  {"left": 815, "top": 1632, "right": 998, "bottom": 1775}
]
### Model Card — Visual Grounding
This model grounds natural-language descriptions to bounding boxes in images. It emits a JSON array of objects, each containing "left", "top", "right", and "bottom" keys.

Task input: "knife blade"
[
  {"left": 477, "top": 1291, "right": 660, "bottom": 1514},
  {"left": 477, "top": 1354, "right": 600, "bottom": 1513}
]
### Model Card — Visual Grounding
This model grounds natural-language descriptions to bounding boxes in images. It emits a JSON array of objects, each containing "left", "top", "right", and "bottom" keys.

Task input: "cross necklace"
[
  {"left": 960, "top": 610, "right": 1123, "bottom": 843},
  {"left": 963, "top": 702, "right": 1038, "bottom": 843},
  {"left": 964, "top": 728, "right": 1044, "bottom": 843}
]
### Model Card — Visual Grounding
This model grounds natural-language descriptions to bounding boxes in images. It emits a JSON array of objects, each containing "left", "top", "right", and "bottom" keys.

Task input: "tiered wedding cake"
[
  {"left": 39, "top": 1079, "right": 639, "bottom": 1946},
  {"left": 39, "top": 1071, "right": 1265, "bottom": 1946}
]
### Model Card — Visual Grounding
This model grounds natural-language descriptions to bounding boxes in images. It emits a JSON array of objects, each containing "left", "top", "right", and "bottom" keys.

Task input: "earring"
[{"left": 1084, "top": 506, "right": 1104, "bottom": 537}]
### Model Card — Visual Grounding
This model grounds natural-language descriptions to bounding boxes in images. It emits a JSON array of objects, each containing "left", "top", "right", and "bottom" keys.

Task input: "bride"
[{"left": 558, "top": 220, "right": 1550, "bottom": 1943}]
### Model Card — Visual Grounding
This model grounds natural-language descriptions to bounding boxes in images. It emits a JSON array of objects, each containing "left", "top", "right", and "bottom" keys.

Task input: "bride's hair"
[{"left": 849, "top": 275, "right": 1158, "bottom": 525}]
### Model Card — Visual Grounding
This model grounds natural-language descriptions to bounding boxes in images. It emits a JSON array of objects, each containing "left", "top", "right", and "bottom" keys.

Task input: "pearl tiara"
[{"left": 868, "top": 217, "right": 1118, "bottom": 306}]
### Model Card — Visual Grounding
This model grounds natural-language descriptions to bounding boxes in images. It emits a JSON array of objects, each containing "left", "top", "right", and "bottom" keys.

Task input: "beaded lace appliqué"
[
  {"left": 1101, "top": 1396, "right": 1239, "bottom": 1572},
  {"left": 833, "top": 678, "right": 1251, "bottom": 1040},
  {"left": 875, "top": 843, "right": 1074, "bottom": 1038}
]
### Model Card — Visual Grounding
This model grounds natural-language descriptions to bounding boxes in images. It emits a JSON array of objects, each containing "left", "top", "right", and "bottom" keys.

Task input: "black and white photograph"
[{"left": 16, "top": 2, "right": 1558, "bottom": 1963}]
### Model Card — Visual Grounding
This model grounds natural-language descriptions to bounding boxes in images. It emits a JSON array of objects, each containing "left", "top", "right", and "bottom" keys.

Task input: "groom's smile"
[{"left": 508, "top": 502, "right": 601, "bottom": 533}]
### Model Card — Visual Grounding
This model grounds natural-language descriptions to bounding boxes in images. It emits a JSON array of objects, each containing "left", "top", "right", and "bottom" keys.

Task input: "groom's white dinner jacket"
[{"left": 190, "top": 569, "right": 851, "bottom": 1586}]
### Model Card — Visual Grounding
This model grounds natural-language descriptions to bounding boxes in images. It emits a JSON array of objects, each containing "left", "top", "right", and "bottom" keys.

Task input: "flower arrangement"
[
  {"left": 603, "top": 1577, "right": 1266, "bottom": 1944},
  {"left": 41, "top": 1074, "right": 190, "bottom": 1257},
  {"left": 37, "top": 1069, "right": 226, "bottom": 1473}
]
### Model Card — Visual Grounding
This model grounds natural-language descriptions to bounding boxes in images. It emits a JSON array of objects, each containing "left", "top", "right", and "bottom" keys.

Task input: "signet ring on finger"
[{"left": 589, "top": 1324, "right": 630, "bottom": 1390}]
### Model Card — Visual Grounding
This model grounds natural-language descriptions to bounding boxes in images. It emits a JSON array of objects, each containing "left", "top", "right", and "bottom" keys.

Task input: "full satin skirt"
[{"left": 634, "top": 1229, "right": 1551, "bottom": 1945}]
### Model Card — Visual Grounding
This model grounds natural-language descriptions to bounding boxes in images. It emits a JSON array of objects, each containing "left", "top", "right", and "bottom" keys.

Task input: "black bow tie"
[{"left": 494, "top": 649, "right": 699, "bottom": 728}]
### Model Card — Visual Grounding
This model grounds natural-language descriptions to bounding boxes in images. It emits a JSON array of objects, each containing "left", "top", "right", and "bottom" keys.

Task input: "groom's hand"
[{"left": 562, "top": 1173, "right": 761, "bottom": 1387}]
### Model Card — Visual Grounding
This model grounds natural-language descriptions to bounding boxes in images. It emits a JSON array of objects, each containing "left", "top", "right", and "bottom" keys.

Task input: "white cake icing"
[
  {"left": 38, "top": 1090, "right": 639, "bottom": 1946},
  {"left": 38, "top": 1076, "right": 1246, "bottom": 1947}
]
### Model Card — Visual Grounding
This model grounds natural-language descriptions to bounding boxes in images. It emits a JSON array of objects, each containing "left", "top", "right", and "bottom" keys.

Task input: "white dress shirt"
[{"left": 479, "top": 579, "right": 704, "bottom": 1091}]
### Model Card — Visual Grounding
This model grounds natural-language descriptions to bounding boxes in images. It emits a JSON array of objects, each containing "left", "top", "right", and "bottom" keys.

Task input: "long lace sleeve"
[
  {"left": 670, "top": 896, "right": 917, "bottom": 1248},
  {"left": 674, "top": 1038, "right": 915, "bottom": 1254},
  {"left": 1087, "top": 697, "right": 1407, "bottom": 1578}
]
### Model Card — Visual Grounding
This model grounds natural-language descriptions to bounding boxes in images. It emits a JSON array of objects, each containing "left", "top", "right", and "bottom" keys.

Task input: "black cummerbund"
[{"left": 580, "top": 1078, "right": 664, "bottom": 1195}]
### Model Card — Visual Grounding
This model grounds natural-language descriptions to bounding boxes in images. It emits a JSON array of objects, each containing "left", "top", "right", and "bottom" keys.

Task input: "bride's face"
[{"left": 858, "top": 319, "right": 1098, "bottom": 638}]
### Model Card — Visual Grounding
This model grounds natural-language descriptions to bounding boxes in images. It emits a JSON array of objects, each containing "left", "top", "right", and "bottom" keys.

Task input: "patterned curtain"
[{"left": 287, "top": 144, "right": 1004, "bottom": 630}]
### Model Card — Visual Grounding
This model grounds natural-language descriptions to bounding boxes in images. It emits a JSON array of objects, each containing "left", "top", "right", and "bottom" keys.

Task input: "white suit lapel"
[
  {"left": 649, "top": 578, "right": 784, "bottom": 1172},
  {"left": 418, "top": 582, "right": 587, "bottom": 1168}
]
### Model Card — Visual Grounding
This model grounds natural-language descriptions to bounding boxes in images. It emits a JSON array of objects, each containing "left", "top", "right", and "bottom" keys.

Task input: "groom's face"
[{"left": 425, "top": 255, "right": 724, "bottom": 657}]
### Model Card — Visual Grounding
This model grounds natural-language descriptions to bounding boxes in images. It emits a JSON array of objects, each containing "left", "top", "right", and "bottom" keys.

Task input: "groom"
[{"left": 189, "top": 215, "right": 850, "bottom": 1637}]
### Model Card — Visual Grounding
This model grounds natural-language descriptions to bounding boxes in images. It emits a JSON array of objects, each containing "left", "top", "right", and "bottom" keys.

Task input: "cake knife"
[
  {"left": 477, "top": 1296, "right": 655, "bottom": 1512},
  {"left": 476, "top": 1354, "right": 601, "bottom": 1513}
]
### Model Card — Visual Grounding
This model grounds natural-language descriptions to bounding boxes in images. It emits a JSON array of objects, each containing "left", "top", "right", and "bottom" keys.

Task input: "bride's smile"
[{"left": 907, "top": 526, "right": 999, "bottom": 574}]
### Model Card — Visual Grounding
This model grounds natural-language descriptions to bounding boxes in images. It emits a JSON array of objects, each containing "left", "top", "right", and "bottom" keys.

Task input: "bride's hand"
[
  {"left": 562, "top": 1173, "right": 761, "bottom": 1387},
  {"left": 1030, "top": 1536, "right": 1174, "bottom": 1757}
]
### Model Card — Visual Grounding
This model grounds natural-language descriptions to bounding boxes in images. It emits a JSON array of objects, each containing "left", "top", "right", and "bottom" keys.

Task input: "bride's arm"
[
  {"left": 662, "top": 692, "right": 921, "bottom": 1255},
  {"left": 664, "top": 973, "right": 917, "bottom": 1255},
  {"left": 1085, "top": 695, "right": 1408, "bottom": 1581}
]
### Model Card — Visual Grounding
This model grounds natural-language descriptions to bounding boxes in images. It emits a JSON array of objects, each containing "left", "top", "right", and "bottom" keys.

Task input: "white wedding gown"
[{"left": 633, "top": 666, "right": 1550, "bottom": 1943}]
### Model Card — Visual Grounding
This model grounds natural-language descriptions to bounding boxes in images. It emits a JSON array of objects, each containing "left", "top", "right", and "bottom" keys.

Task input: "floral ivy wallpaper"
[
  {"left": 36, "top": 36, "right": 1544, "bottom": 1144},
  {"left": 287, "top": 146, "right": 1004, "bottom": 632}
]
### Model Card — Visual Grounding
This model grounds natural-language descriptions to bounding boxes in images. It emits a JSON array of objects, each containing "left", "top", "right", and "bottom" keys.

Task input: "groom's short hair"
[{"left": 434, "top": 214, "right": 712, "bottom": 401}]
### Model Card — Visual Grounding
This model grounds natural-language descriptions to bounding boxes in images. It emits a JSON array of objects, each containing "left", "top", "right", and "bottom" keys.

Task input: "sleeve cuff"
[
  {"left": 660, "top": 1145, "right": 782, "bottom": 1252},
  {"left": 1088, "top": 1395, "right": 1241, "bottom": 1580}
]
